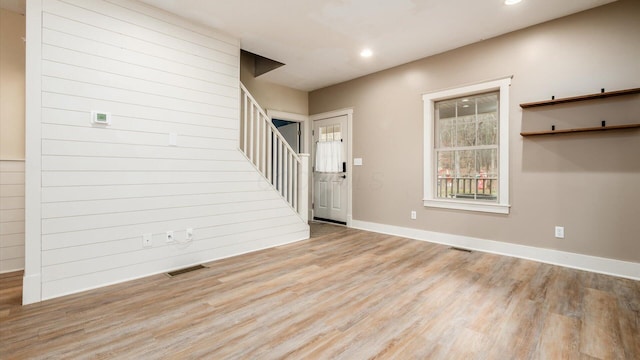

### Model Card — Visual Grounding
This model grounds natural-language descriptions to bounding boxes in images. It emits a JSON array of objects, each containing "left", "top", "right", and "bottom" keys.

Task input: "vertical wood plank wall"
[
  {"left": 0, "top": 161, "right": 25, "bottom": 273},
  {"left": 36, "top": 0, "right": 308, "bottom": 300}
]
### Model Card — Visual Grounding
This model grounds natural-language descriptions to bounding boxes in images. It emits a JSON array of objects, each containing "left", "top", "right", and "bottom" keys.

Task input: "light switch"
[
  {"left": 354, "top": 158, "right": 363, "bottom": 166},
  {"left": 169, "top": 133, "right": 177, "bottom": 146}
]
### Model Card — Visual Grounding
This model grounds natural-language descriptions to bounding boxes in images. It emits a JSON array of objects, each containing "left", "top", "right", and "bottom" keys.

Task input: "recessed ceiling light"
[
  {"left": 505, "top": 0, "right": 522, "bottom": 5},
  {"left": 360, "top": 48, "right": 373, "bottom": 58}
]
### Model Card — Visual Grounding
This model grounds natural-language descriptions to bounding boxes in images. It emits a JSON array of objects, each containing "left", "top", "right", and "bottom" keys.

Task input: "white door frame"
[
  {"left": 267, "top": 109, "right": 313, "bottom": 221},
  {"left": 266, "top": 109, "right": 309, "bottom": 154},
  {"left": 23, "top": 0, "right": 44, "bottom": 304},
  {"left": 310, "top": 108, "right": 353, "bottom": 227}
]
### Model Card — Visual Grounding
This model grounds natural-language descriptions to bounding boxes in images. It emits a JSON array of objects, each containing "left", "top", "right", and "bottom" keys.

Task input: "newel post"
[{"left": 298, "top": 154, "right": 310, "bottom": 223}]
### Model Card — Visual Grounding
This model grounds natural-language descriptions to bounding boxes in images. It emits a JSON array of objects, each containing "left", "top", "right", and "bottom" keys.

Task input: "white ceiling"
[
  {"left": 140, "top": 0, "right": 616, "bottom": 91},
  {"left": 3, "top": 0, "right": 617, "bottom": 91}
]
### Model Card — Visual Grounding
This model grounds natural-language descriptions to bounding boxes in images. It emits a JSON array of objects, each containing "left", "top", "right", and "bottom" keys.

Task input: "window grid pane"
[
  {"left": 318, "top": 125, "right": 342, "bottom": 143},
  {"left": 435, "top": 91, "right": 499, "bottom": 202}
]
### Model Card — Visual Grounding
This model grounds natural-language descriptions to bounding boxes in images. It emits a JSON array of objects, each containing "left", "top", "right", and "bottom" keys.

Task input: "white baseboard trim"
[
  {"left": 22, "top": 273, "right": 42, "bottom": 305},
  {"left": 351, "top": 220, "right": 640, "bottom": 281},
  {"left": 40, "top": 231, "right": 311, "bottom": 302},
  {"left": 0, "top": 267, "right": 24, "bottom": 274}
]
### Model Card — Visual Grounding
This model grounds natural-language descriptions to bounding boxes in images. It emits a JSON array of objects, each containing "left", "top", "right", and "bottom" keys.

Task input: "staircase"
[{"left": 239, "top": 83, "right": 309, "bottom": 222}]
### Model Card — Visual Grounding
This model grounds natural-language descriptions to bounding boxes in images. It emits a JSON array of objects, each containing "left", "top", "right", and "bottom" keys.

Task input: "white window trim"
[{"left": 423, "top": 77, "right": 511, "bottom": 214}]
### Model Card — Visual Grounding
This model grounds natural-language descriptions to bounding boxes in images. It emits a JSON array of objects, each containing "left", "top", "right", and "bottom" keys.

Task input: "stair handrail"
[
  {"left": 239, "top": 82, "right": 308, "bottom": 222},
  {"left": 240, "top": 83, "right": 301, "bottom": 162}
]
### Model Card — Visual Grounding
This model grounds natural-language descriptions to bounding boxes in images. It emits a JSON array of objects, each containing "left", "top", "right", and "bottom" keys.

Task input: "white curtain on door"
[{"left": 315, "top": 141, "right": 342, "bottom": 172}]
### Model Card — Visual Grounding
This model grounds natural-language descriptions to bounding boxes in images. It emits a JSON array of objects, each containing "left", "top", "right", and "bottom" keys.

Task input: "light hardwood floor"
[{"left": 1, "top": 225, "right": 638, "bottom": 359}]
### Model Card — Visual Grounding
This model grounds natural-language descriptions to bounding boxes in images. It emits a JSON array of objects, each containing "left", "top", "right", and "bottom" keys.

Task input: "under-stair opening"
[{"left": 241, "top": 49, "right": 285, "bottom": 77}]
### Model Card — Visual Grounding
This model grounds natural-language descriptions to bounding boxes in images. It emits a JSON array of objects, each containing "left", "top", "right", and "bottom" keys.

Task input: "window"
[
  {"left": 315, "top": 124, "right": 343, "bottom": 173},
  {"left": 317, "top": 124, "right": 342, "bottom": 142},
  {"left": 435, "top": 92, "right": 499, "bottom": 201},
  {"left": 423, "top": 78, "right": 511, "bottom": 214}
]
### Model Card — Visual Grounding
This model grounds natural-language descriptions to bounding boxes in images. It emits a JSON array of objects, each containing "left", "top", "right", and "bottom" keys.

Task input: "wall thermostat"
[{"left": 91, "top": 111, "right": 112, "bottom": 126}]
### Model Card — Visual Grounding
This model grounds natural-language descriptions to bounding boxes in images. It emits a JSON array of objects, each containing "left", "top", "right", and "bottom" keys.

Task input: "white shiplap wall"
[
  {"left": 0, "top": 161, "right": 25, "bottom": 273},
  {"left": 36, "top": 0, "right": 308, "bottom": 300}
]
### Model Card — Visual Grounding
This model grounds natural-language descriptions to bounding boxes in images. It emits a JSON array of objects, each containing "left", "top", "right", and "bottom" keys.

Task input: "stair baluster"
[{"left": 239, "top": 83, "right": 309, "bottom": 222}]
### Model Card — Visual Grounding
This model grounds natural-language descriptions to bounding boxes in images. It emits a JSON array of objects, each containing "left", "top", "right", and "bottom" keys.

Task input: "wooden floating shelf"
[
  {"left": 521, "top": 123, "right": 640, "bottom": 137},
  {"left": 520, "top": 87, "right": 640, "bottom": 108}
]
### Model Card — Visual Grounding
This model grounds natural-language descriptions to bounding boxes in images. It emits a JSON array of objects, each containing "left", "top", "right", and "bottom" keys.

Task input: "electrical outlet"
[
  {"left": 411, "top": 211, "right": 417, "bottom": 220},
  {"left": 555, "top": 226, "right": 565, "bottom": 239},
  {"left": 166, "top": 230, "right": 174, "bottom": 243},
  {"left": 186, "top": 228, "right": 194, "bottom": 242},
  {"left": 143, "top": 233, "right": 152, "bottom": 248}
]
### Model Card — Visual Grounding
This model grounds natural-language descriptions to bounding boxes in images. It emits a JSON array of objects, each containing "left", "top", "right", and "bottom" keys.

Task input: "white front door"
[{"left": 313, "top": 115, "right": 348, "bottom": 224}]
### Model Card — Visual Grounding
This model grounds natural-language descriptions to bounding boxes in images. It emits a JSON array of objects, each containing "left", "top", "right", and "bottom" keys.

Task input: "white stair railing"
[{"left": 240, "top": 83, "right": 309, "bottom": 222}]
